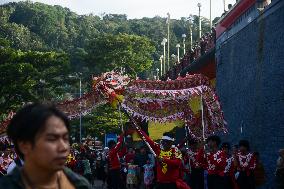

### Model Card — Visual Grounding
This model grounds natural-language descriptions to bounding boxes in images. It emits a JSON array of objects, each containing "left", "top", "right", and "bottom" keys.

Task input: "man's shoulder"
[
  {"left": 63, "top": 167, "right": 91, "bottom": 189},
  {"left": 0, "top": 177, "right": 13, "bottom": 188},
  {"left": 0, "top": 167, "right": 91, "bottom": 189},
  {"left": 0, "top": 171, "right": 23, "bottom": 189}
]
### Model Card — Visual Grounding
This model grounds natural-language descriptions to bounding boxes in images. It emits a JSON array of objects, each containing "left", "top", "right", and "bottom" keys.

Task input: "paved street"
[{"left": 92, "top": 180, "right": 106, "bottom": 189}]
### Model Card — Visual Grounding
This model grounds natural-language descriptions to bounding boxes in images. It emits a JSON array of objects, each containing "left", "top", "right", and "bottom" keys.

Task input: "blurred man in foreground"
[{"left": 0, "top": 103, "right": 91, "bottom": 189}]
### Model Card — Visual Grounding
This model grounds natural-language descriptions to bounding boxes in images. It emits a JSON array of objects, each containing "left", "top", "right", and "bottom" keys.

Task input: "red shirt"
[
  {"left": 188, "top": 148, "right": 204, "bottom": 169},
  {"left": 118, "top": 146, "right": 127, "bottom": 158},
  {"left": 125, "top": 153, "right": 135, "bottom": 164},
  {"left": 138, "top": 130, "right": 182, "bottom": 183},
  {"left": 224, "top": 156, "right": 239, "bottom": 189},
  {"left": 236, "top": 152, "right": 256, "bottom": 176},
  {"left": 201, "top": 150, "right": 227, "bottom": 176},
  {"left": 108, "top": 135, "right": 124, "bottom": 170},
  {"left": 181, "top": 154, "right": 190, "bottom": 175},
  {"left": 67, "top": 159, "right": 77, "bottom": 171}
]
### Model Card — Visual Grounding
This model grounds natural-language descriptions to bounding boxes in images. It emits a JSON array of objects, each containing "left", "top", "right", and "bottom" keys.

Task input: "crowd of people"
[
  {"left": 86, "top": 131, "right": 266, "bottom": 189},
  {"left": 190, "top": 28, "right": 216, "bottom": 61},
  {"left": 164, "top": 28, "right": 216, "bottom": 80},
  {"left": 63, "top": 128, "right": 282, "bottom": 189},
  {"left": 0, "top": 132, "right": 283, "bottom": 189},
  {"left": 0, "top": 104, "right": 283, "bottom": 189}
]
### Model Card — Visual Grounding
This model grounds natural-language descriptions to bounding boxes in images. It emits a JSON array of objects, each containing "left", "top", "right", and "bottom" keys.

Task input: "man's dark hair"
[
  {"left": 239, "top": 140, "right": 250, "bottom": 150},
  {"left": 7, "top": 103, "right": 70, "bottom": 160},
  {"left": 221, "top": 142, "right": 231, "bottom": 150},
  {"left": 254, "top": 151, "right": 260, "bottom": 157},
  {"left": 108, "top": 140, "right": 116, "bottom": 148},
  {"left": 188, "top": 138, "right": 198, "bottom": 145},
  {"left": 206, "top": 135, "right": 221, "bottom": 146}
]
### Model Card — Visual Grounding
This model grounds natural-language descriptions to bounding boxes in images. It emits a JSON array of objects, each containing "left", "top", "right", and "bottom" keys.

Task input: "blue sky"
[{"left": 0, "top": 0, "right": 236, "bottom": 19}]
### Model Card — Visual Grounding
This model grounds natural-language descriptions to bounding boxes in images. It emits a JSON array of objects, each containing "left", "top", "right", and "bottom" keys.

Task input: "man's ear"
[{"left": 18, "top": 141, "right": 33, "bottom": 157}]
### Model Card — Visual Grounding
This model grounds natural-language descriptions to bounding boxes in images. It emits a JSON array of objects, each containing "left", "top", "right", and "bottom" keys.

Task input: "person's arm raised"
[
  {"left": 113, "top": 133, "right": 124, "bottom": 152},
  {"left": 136, "top": 129, "right": 159, "bottom": 153}
]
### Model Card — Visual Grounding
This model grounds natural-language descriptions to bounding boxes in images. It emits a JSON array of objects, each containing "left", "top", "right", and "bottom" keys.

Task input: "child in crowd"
[
  {"left": 127, "top": 159, "right": 138, "bottom": 189},
  {"left": 143, "top": 159, "right": 154, "bottom": 189},
  {"left": 81, "top": 154, "right": 93, "bottom": 184},
  {"left": 95, "top": 155, "right": 107, "bottom": 188}
]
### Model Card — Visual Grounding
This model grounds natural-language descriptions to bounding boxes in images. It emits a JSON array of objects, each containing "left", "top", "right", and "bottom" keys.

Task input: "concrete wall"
[{"left": 216, "top": 0, "right": 284, "bottom": 187}]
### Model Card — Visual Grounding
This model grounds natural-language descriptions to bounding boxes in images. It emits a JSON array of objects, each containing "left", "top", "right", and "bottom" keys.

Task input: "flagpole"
[
  {"left": 130, "top": 118, "right": 157, "bottom": 157},
  {"left": 201, "top": 93, "right": 205, "bottom": 142},
  {"left": 210, "top": 0, "right": 212, "bottom": 28},
  {"left": 120, "top": 104, "right": 157, "bottom": 157},
  {"left": 201, "top": 92, "right": 206, "bottom": 164},
  {"left": 185, "top": 122, "right": 192, "bottom": 174},
  {"left": 167, "top": 13, "right": 170, "bottom": 71},
  {"left": 118, "top": 104, "right": 124, "bottom": 133}
]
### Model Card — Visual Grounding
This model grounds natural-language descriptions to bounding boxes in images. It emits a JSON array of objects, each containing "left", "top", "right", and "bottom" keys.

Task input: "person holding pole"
[
  {"left": 135, "top": 129, "right": 186, "bottom": 189},
  {"left": 107, "top": 132, "right": 125, "bottom": 189}
]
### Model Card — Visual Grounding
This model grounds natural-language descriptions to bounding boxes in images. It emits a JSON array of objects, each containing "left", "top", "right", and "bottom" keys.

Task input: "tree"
[
  {"left": 0, "top": 37, "right": 10, "bottom": 48},
  {"left": 0, "top": 1, "right": 213, "bottom": 76},
  {"left": 0, "top": 1, "right": 215, "bottom": 136},
  {"left": 71, "top": 104, "right": 128, "bottom": 141},
  {"left": 0, "top": 47, "right": 70, "bottom": 112},
  {"left": 0, "top": 61, "right": 39, "bottom": 111},
  {"left": 103, "top": 14, "right": 128, "bottom": 22},
  {"left": 86, "top": 33, "right": 156, "bottom": 77}
]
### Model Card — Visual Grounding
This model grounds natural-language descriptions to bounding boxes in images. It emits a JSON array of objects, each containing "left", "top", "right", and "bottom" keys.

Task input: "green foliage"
[
  {"left": 70, "top": 104, "right": 128, "bottom": 141},
  {"left": 0, "top": 1, "right": 216, "bottom": 136},
  {"left": 0, "top": 22, "right": 45, "bottom": 50},
  {"left": 0, "top": 37, "right": 10, "bottom": 47},
  {"left": 0, "top": 46, "right": 70, "bottom": 112},
  {"left": 87, "top": 33, "right": 155, "bottom": 77}
]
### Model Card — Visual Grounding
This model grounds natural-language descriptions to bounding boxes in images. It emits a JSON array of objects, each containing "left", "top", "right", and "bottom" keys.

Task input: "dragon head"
[{"left": 92, "top": 71, "right": 130, "bottom": 108}]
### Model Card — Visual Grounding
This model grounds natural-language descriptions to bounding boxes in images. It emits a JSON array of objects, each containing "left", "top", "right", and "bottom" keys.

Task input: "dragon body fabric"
[{"left": 0, "top": 71, "right": 227, "bottom": 138}]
